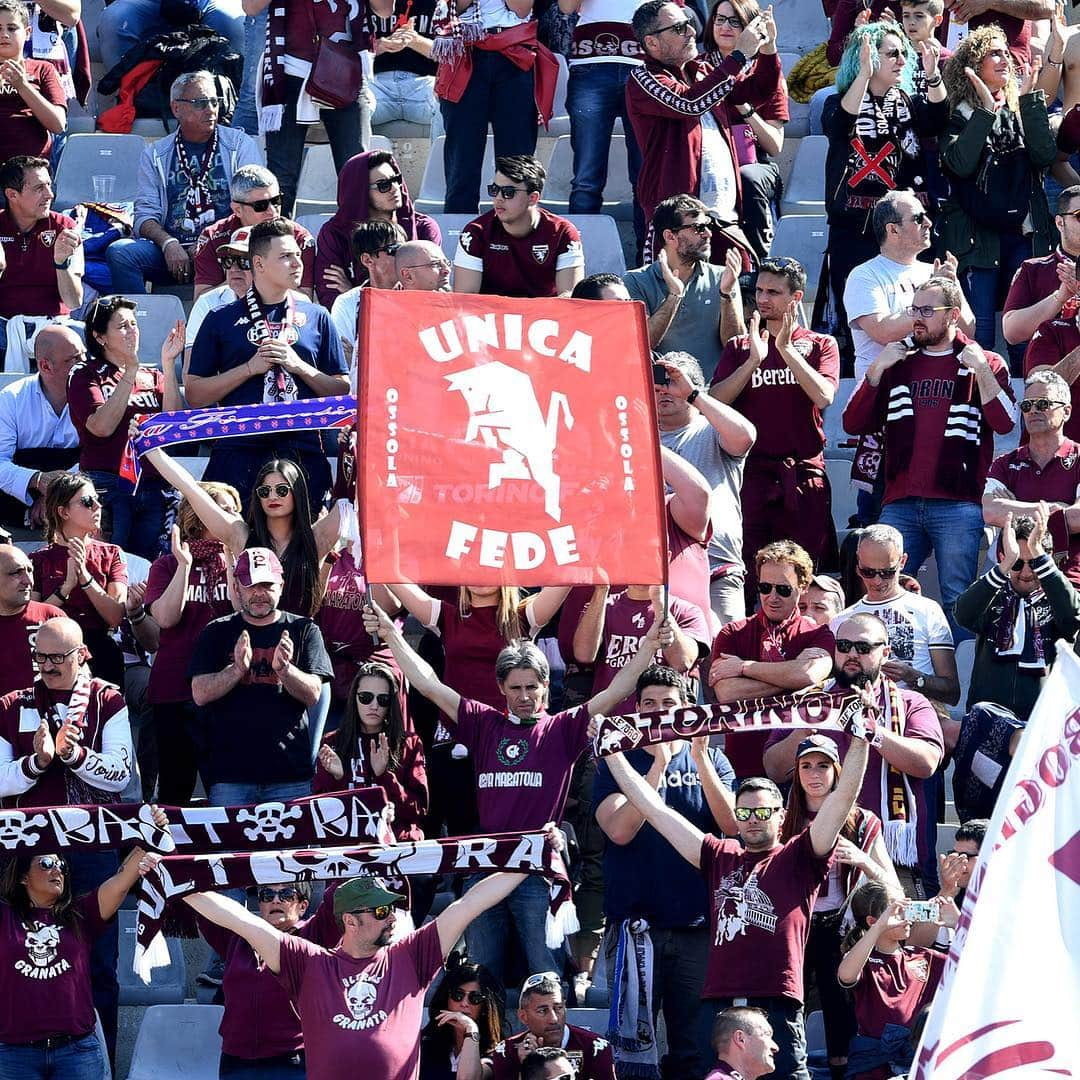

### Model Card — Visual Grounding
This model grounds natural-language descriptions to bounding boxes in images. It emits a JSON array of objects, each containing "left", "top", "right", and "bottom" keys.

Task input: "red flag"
[{"left": 359, "top": 290, "right": 666, "bottom": 586}]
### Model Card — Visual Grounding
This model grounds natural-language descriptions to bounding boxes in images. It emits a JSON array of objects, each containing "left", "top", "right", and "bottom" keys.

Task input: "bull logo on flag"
[{"left": 445, "top": 361, "right": 574, "bottom": 522}]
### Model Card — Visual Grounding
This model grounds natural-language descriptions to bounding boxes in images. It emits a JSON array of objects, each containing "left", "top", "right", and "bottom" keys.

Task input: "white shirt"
[
  {"left": 185, "top": 284, "right": 241, "bottom": 349},
  {"left": 476, "top": 0, "right": 528, "bottom": 31},
  {"left": 698, "top": 112, "right": 738, "bottom": 225},
  {"left": 330, "top": 285, "right": 363, "bottom": 395},
  {"left": 0, "top": 374, "right": 78, "bottom": 505}
]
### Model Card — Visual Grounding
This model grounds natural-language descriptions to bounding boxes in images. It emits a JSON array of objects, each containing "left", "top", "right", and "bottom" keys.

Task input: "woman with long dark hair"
[{"left": 31, "top": 473, "right": 127, "bottom": 688}]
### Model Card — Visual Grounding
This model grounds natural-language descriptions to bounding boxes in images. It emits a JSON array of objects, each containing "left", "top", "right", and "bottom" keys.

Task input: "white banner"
[{"left": 912, "top": 646, "right": 1080, "bottom": 1078}]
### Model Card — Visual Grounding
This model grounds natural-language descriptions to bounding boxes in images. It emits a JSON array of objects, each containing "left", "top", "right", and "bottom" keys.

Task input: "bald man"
[
  {"left": 0, "top": 323, "right": 81, "bottom": 528},
  {"left": 0, "top": 544, "right": 62, "bottom": 696},
  {"left": 395, "top": 241, "right": 452, "bottom": 292}
]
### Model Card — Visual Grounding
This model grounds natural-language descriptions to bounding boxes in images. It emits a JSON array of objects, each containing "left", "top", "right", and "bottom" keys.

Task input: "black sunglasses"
[
  {"left": 1019, "top": 398, "right": 1068, "bottom": 413},
  {"left": 255, "top": 483, "right": 292, "bottom": 499},
  {"left": 221, "top": 256, "right": 251, "bottom": 270},
  {"left": 32, "top": 646, "right": 81, "bottom": 665},
  {"left": 1011, "top": 558, "right": 1037, "bottom": 572},
  {"left": 236, "top": 194, "right": 281, "bottom": 212},
  {"left": 370, "top": 174, "right": 404, "bottom": 193},
  {"left": 356, "top": 690, "right": 392, "bottom": 707},
  {"left": 678, "top": 221, "right": 711, "bottom": 235},
  {"left": 907, "top": 210, "right": 931, "bottom": 225},
  {"left": 35, "top": 855, "right": 67, "bottom": 872},
  {"left": 257, "top": 887, "right": 302, "bottom": 903},
  {"left": 487, "top": 182, "right": 528, "bottom": 200},
  {"left": 857, "top": 565, "right": 899, "bottom": 579},
  {"left": 450, "top": 988, "right": 486, "bottom": 1005},
  {"left": 376, "top": 243, "right": 402, "bottom": 257},
  {"left": 652, "top": 18, "right": 694, "bottom": 36},
  {"left": 835, "top": 638, "right": 888, "bottom": 655},
  {"left": 757, "top": 582, "right": 794, "bottom": 597},
  {"left": 351, "top": 905, "right": 392, "bottom": 920},
  {"left": 77, "top": 494, "right": 101, "bottom": 509}
]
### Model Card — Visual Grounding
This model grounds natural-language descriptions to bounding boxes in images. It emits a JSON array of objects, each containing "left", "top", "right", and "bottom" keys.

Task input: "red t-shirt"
[
  {"left": 666, "top": 499, "right": 715, "bottom": 620},
  {"left": 491, "top": 1025, "right": 615, "bottom": 1080},
  {"left": 193, "top": 213, "right": 316, "bottom": 291},
  {"left": 0, "top": 59, "right": 65, "bottom": 158},
  {"left": 712, "top": 326, "right": 839, "bottom": 463},
  {"left": 1024, "top": 316, "right": 1080, "bottom": 444},
  {"left": 1004, "top": 248, "right": 1069, "bottom": 317},
  {"left": 67, "top": 358, "right": 166, "bottom": 474},
  {"left": 710, "top": 610, "right": 834, "bottom": 779},
  {"left": 144, "top": 550, "right": 232, "bottom": 704},
  {"left": 454, "top": 699, "right": 590, "bottom": 832},
  {"left": 699, "top": 829, "right": 831, "bottom": 1001},
  {"left": 0, "top": 893, "right": 111, "bottom": 1043},
  {"left": 31, "top": 540, "right": 126, "bottom": 636},
  {"left": 435, "top": 601, "right": 530, "bottom": 709},
  {"left": 0, "top": 209, "right": 76, "bottom": 319},
  {"left": 454, "top": 208, "right": 583, "bottom": 298},
  {"left": 0, "top": 601, "right": 63, "bottom": 698},
  {"left": 850, "top": 946, "right": 946, "bottom": 1039},
  {"left": 276, "top": 921, "right": 443, "bottom": 1080}
]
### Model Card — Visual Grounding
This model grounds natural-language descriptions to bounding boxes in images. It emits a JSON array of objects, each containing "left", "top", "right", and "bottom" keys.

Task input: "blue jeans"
[
  {"left": 85, "top": 470, "right": 176, "bottom": 562},
  {"left": 208, "top": 780, "right": 313, "bottom": 806},
  {"left": 463, "top": 872, "right": 560, "bottom": 985},
  {"left": 370, "top": 69, "right": 444, "bottom": 139},
  {"left": 879, "top": 497, "right": 985, "bottom": 642},
  {"left": 104, "top": 238, "right": 175, "bottom": 296},
  {"left": 962, "top": 230, "right": 1031, "bottom": 375},
  {"left": 0, "top": 1034, "right": 107, "bottom": 1080},
  {"left": 233, "top": 10, "right": 268, "bottom": 136},
  {"left": 97, "top": 0, "right": 245, "bottom": 72}
]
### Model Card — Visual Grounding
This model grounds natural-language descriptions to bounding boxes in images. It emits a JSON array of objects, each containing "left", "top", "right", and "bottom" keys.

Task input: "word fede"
[
  {"left": 445, "top": 520, "right": 580, "bottom": 569},
  {"left": 418, "top": 313, "right": 593, "bottom": 371}
]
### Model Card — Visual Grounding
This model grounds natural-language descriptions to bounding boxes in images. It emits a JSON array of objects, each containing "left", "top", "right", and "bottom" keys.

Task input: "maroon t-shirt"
[
  {"left": 710, "top": 610, "right": 834, "bottom": 779},
  {"left": 193, "top": 213, "right": 316, "bottom": 292},
  {"left": 712, "top": 326, "right": 839, "bottom": 463},
  {"left": 454, "top": 208, "right": 583, "bottom": 298},
  {"left": 0, "top": 59, "right": 66, "bottom": 158},
  {"left": 0, "top": 209, "right": 76, "bottom": 319},
  {"left": 1004, "top": 248, "right": 1069, "bottom": 317},
  {"left": 1024, "top": 316, "right": 1080, "bottom": 444},
  {"left": 591, "top": 591, "right": 710, "bottom": 714},
  {"left": 491, "top": 1024, "right": 615, "bottom": 1080},
  {"left": 667, "top": 499, "right": 715, "bottom": 621},
  {"left": 850, "top": 946, "right": 946, "bottom": 1038},
  {"left": 31, "top": 540, "right": 126, "bottom": 635},
  {"left": 700, "top": 829, "right": 830, "bottom": 1001},
  {"left": 454, "top": 699, "right": 590, "bottom": 832},
  {"left": 0, "top": 893, "right": 111, "bottom": 1042},
  {"left": 144, "top": 550, "right": 232, "bottom": 704},
  {"left": 436, "top": 601, "right": 530, "bottom": 709},
  {"left": 0, "top": 601, "right": 62, "bottom": 697},
  {"left": 67, "top": 358, "right": 166, "bottom": 475},
  {"left": 276, "top": 920, "right": 443, "bottom": 1080}
]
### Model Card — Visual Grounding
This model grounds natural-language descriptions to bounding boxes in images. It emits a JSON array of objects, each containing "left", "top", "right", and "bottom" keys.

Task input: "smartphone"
[
  {"left": 903, "top": 899, "right": 940, "bottom": 924},
  {"left": 652, "top": 362, "right": 670, "bottom": 386}
]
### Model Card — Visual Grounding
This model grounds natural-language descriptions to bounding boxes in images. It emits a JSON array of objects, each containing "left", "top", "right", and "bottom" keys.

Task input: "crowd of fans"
[{"left": 0, "top": 0, "right": 1076, "bottom": 1077}]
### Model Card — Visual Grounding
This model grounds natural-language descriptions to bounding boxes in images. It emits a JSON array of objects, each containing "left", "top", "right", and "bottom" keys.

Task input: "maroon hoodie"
[{"left": 314, "top": 151, "right": 442, "bottom": 307}]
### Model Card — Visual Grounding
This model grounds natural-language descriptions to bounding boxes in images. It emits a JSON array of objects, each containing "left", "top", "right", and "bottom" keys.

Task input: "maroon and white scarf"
[
  {"left": 32, "top": 670, "right": 96, "bottom": 806},
  {"left": 245, "top": 287, "right": 299, "bottom": 403}
]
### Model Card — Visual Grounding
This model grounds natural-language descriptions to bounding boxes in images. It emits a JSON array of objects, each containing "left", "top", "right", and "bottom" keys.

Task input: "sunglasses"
[
  {"left": 257, "top": 887, "right": 302, "bottom": 903},
  {"left": 907, "top": 210, "right": 931, "bottom": 226},
  {"left": 652, "top": 18, "right": 694, "bottom": 36},
  {"left": 857, "top": 565, "right": 899, "bottom": 579},
  {"left": 521, "top": 970, "right": 560, "bottom": 991},
  {"left": 179, "top": 96, "right": 220, "bottom": 109},
  {"left": 236, "top": 194, "right": 282, "bottom": 212},
  {"left": 757, "top": 582, "right": 794, "bottom": 597},
  {"left": 881, "top": 47, "right": 904, "bottom": 59},
  {"left": 678, "top": 221, "right": 711, "bottom": 235},
  {"left": 1011, "top": 558, "right": 1037, "bottom": 572},
  {"left": 32, "top": 646, "right": 81, "bottom": 665},
  {"left": 221, "top": 256, "right": 251, "bottom": 270},
  {"left": 77, "top": 494, "right": 101, "bottom": 509},
  {"left": 356, "top": 690, "right": 392, "bottom": 707},
  {"left": 487, "top": 183, "right": 527, "bottom": 200},
  {"left": 402, "top": 259, "right": 451, "bottom": 272},
  {"left": 713, "top": 12, "right": 744, "bottom": 27},
  {"left": 370, "top": 174, "right": 404, "bottom": 194},
  {"left": 835, "top": 638, "right": 888, "bottom": 655},
  {"left": 256, "top": 483, "right": 292, "bottom": 500},
  {"left": 351, "top": 905, "right": 392, "bottom": 920},
  {"left": 734, "top": 806, "right": 781, "bottom": 822},
  {"left": 376, "top": 243, "right": 402, "bottom": 257},
  {"left": 450, "top": 988, "right": 486, "bottom": 1005},
  {"left": 907, "top": 305, "right": 952, "bottom": 319},
  {"left": 1019, "top": 398, "right": 1068, "bottom": 413},
  {"left": 35, "top": 855, "right": 67, "bottom": 872}
]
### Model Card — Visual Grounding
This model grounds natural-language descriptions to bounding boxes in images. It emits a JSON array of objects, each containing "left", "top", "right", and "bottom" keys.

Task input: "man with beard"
[
  {"left": 0, "top": 544, "right": 61, "bottom": 696},
  {"left": 843, "top": 276, "right": 1016, "bottom": 639},
  {"left": 763, "top": 612, "right": 944, "bottom": 897}
]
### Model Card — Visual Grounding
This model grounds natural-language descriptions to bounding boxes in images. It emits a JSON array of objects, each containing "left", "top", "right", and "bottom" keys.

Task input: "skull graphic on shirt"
[
  {"left": 345, "top": 974, "right": 380, "bottom": 1020},
  {"left": 24, "top": 923, "right": 61, "bottom": 968}
]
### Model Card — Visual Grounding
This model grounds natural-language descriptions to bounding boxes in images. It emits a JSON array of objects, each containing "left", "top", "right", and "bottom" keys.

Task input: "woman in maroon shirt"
[
  {"left": 31, "top": 473, "right": 127, "bottom": 688},
  {"left": 66, "top": 296, "right": 184, "bottom": 561},
  {"left": 0, "top": 0, "right": 67, "bottom": 158}
]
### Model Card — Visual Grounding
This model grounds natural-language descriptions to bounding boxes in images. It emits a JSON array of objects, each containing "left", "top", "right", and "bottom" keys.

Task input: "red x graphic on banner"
[{"left": 849, "top": 138, "right": 897, "bottom": 188}]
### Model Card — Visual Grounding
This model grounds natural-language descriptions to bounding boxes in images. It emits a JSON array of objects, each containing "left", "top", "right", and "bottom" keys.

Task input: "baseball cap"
[
  {"left": 219, "top": 227, "right": 252, "bottom": 258},
  {"left": 810, "top": 574, "right": 845, "bottom": 608},
  {"left": 333, "top": 877, "right": 405, "bottom": 917},
  {"left": 796, "top": 733, "right": 841, "bottom": 764},
  {"left": 234, "top": 547, "right": 284, "bottom": 587}
]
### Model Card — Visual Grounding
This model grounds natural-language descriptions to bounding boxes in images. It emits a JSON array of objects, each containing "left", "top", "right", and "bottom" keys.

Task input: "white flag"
[{"left": 912, "top": 645, "right": 1080, "bottom": 1078}]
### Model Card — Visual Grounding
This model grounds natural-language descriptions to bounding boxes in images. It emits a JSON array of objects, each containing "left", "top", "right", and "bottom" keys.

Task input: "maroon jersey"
[
  {"left": 491, "top": 1025, "right": 615, "bottom": 1080},
  {"left": 454, "top": 208, "right": 583, "bottom": 298},
  {"left": 194, "top": 213, "right": 316, "bottom": 292},
  {"left": 711, "top": 610, "right": 834, "bottom": 779},
  {"left": 0, "top": 893, "right": 111, "bottom": 1043},
  {"left": 0, "top": 209, "right": 76, "bottom": 319},
  {"left": 454, "top": 699, "right": 590, "bottom": 832},
  {"left": 1024, "top": 316, "right": 1080, "bottom": 443},
  {"left": 712, "top": 325, "right": 839, "bottom": 463},
  {"left": 850, "top": 946, "right": 946, "bottom": 1039},
  {"left": 0, "top": 59, "right": 66, "bottom": 158},
  {"left": 700, "top": 828, "right": 831, "bottom": 1001},
  {"left": 67, "top": 358, "right": 166, "bottom": 474},
  {"left": 276, "top": 921, "right": 443, "bottom": 1080},
  {"left": 433, "top": 600, "right": 531, "bottom": 709},
  {"left": 1004, "top": 247, "right": 1071, "bottom": 317},
  {"left": 0, "top": 601, "right": 62, "bottom": 698},
  {"left": 31, "top": 540, "right": 127, "bottom": 636},
  {"left": 666, "top": 499, "right": 715, "bottom": 621}
]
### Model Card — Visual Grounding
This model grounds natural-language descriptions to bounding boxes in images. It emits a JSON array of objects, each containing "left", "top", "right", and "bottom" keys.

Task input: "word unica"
[{"left": 418, "top": 313, "right": 593, "bottom": 372}]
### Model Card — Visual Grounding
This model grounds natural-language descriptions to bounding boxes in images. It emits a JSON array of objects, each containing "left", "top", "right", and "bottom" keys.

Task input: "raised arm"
[
  {"left": 837, "top": 897, "right": 905, "bottom": 987},
  {"left": 385, "top": 582, "right": 439, "bottom": 627},
  {"left": 435, "top": 871, "right": 527, "bottom": 958},
  {"left": 587, "top": 611, "right": 675, "bottom": 717},
  {"left": 809, "top": 729, "right": 869, "bottom": 857},
  {"left": 661, "top": 446, "right": 710, "bottom": 542},
  {"left": 524, "top": 586, "right": 571, "bottom": 632},
  {"left": 184, "top": 891, "right": 284, "bottom": 972},
  {"left": 572, "top": 584, "right": 608, "bottom": 664}
]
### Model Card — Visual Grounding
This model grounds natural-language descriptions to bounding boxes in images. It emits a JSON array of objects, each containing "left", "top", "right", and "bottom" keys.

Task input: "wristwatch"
[
  {"left": 686, "top": 388, "right": 700, "bottom": 405},
  {"left": 463, "top": 1030, "right": 479, "bottom": 1042},
  {"left": 915, "top": 675, "right": 926, "bottom": 690}
]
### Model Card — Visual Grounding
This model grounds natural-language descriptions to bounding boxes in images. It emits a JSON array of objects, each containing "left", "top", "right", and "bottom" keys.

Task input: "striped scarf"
[{"left": 32, "top": 668, "right": 96, "bottom": 806}]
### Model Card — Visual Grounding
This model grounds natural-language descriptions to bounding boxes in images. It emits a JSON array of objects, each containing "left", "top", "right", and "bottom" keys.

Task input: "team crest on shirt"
[
  {"left": 460, "top": 231, "right": 472, "bottom": 252},
  {"left": 496, "top": 737, "right": 530, "bottom": 766},
  {"left": 531, "top": 244, "right": 550, "bottom": 263},
  {"left": 333, "top": 971, "right": 389, "bottom": 1030},
  {"left": 39, "top": 231, "right": 56, "bottom": 248},
  {"left": 909, "top": 955, "right": 931, "bottom": 982},
  {"left": 790, "top": 336, "right": 814, "bottom": 358},
  {"left": 15, "top": 922, "right": 70, "bottom": 980}
]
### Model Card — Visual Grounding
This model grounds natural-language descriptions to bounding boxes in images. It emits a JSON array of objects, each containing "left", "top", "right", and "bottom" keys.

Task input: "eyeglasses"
[
  {"left": 757, "top": 582, "right": 794, "bottom": 597},
  {"left": 734, "top": 806, "right": 782, "bottom": 822},
  {"left": 857, "top": 565, "right": 899, "bottom": 579},
  {"left": 450, "top": 988, "right": 487, "bottom": 1005},
  {"left": 255, "top": 483, "right": 292, "bottom": 499},
  {"left": 402, "top": 259, "right": 451, "bottom": 273},
  {"left": 77, "top": 494, "right": 101, "bottom": 509},
  {"left": 835, "top": 638, "right": 888, "bottom": 655},
  {"left": 221, "top": 256, "right": 251, "bottom": 270},
  {"left": 521, "top": 971, "right": 561, "bottom": 992},
  {"left": 907, "top": 305, "right": 952, "bottom": 318},
  {"left": 351, "top": 905, "right": 392, "bottom": 920},
  {"left": 376, "top": 244, "right": 402, "bottom": 257},
  {"left": 1019, "top": 398, "right": 1068, "bottom": 413},
  {"left": 356, "top": 690, "right": 392, "bottom": 707},
  {"left": 487, "top": 183, "right": 527, "bottom": 200},
  {"left": 32, "top": 646, "right": 81, "bottom": 665},
  {"left": 178, "top": 96, "right": 220, "bottom": 110},
  {"left": 907, "top": 210, "right": 931, "bottom": 225},
  {"left": 713, "top": 12, "right": 744, "bottom": 27},
  {"left": 651, "top": 19, "right": 694, "bottom": 36},
  {"left": 678, "top": 221, "right": 711, "bottom": 235},
  {"left": 235, "top": 195, "right": 281, "bottom": 212},
  {"left": 1010, "top": 558, "right": 1037, "bottom": 572},
  {"left": 880, "top": 47, "right": 904, "bottom": 59},
  {"left": 370, "top": 174, "right": 404, "bottom": 194},
  {"left": 257, "top": 887, "right": 302, "bottom": 903},
  {"left": 34, "top": 856, "right": 67, "bottom": 872}
]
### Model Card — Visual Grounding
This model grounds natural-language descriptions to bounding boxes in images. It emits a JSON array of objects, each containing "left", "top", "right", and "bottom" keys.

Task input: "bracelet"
[
  {"left": 130, "top": 610, "right": 147, "bottom": 625},
  {"left": 79, "top": 577, "right": 93, "bottom": 589},
  {"left": 1048, "top": 56, "right": 1064, "bottom": 66},
  {"left": 926, "top": 75, "right": 943, "bottom": 87},
  {"left": 720, "top": 289, "right": 736, "bottom": 300},
  {"left": 162, "top": 237, "right": 180, "bottom": 251},
  {"left": 54, "top": 256, "right": 72, "bottom": 270}
]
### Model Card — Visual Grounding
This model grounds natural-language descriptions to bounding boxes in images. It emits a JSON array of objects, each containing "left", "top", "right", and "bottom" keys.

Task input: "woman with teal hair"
[{"left": 819, "top": 21, "right": 948, "bottom": 361}]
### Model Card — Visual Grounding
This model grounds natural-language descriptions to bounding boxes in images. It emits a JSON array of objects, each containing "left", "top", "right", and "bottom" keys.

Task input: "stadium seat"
[
  {"left": 431, "top": 214, "right": 474, "bottom": 262},
  {"left": 374, "top": 120, "right": 432, "bottom": 139},
  {"left": 771, "top": 0, "right": 830, "bottom": 56},
  {"left": 544, "top": 135, "right": 634, "bottom": 220},
  {"left": 768, "top": 215, "right": 827, "bottom": 297},
  {"left": 296, "top": 213, "right": 333, "bottom": 243},
  {"left": 825, "top": 456, "right": 858, "bottom": 535},
  {"left": 566, "top": 1008, "right": 609, "bottom": 1033},
  {"left": 809, "top": 88, "right": 837, "bottom": 137},
  {"left": 118, "top": 909, "right": 187, "bottom": 1005},
  {"left": 823, "top": 379, "right": 857, "bottom": 458},
  {"left": 805, "top": 1009, "right": 826, "bottom": 1055},
  {"left": 121, "top": 293, "right": 186, "bottom": 368},
  {"left": 126, "top": 1004, "right": 224, "bottom": 1080},
  {"left": 416, "top": 135, "right": 497, "bottom": 214},
  {"left": 780, "top": 136, "right": 827, "bottom": 216},
  {"left": 295, "top": 137, "right": 394, "bottom": 214},
  {"left": 53, "top": 133, "right": 146, "bottom": 211}
]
